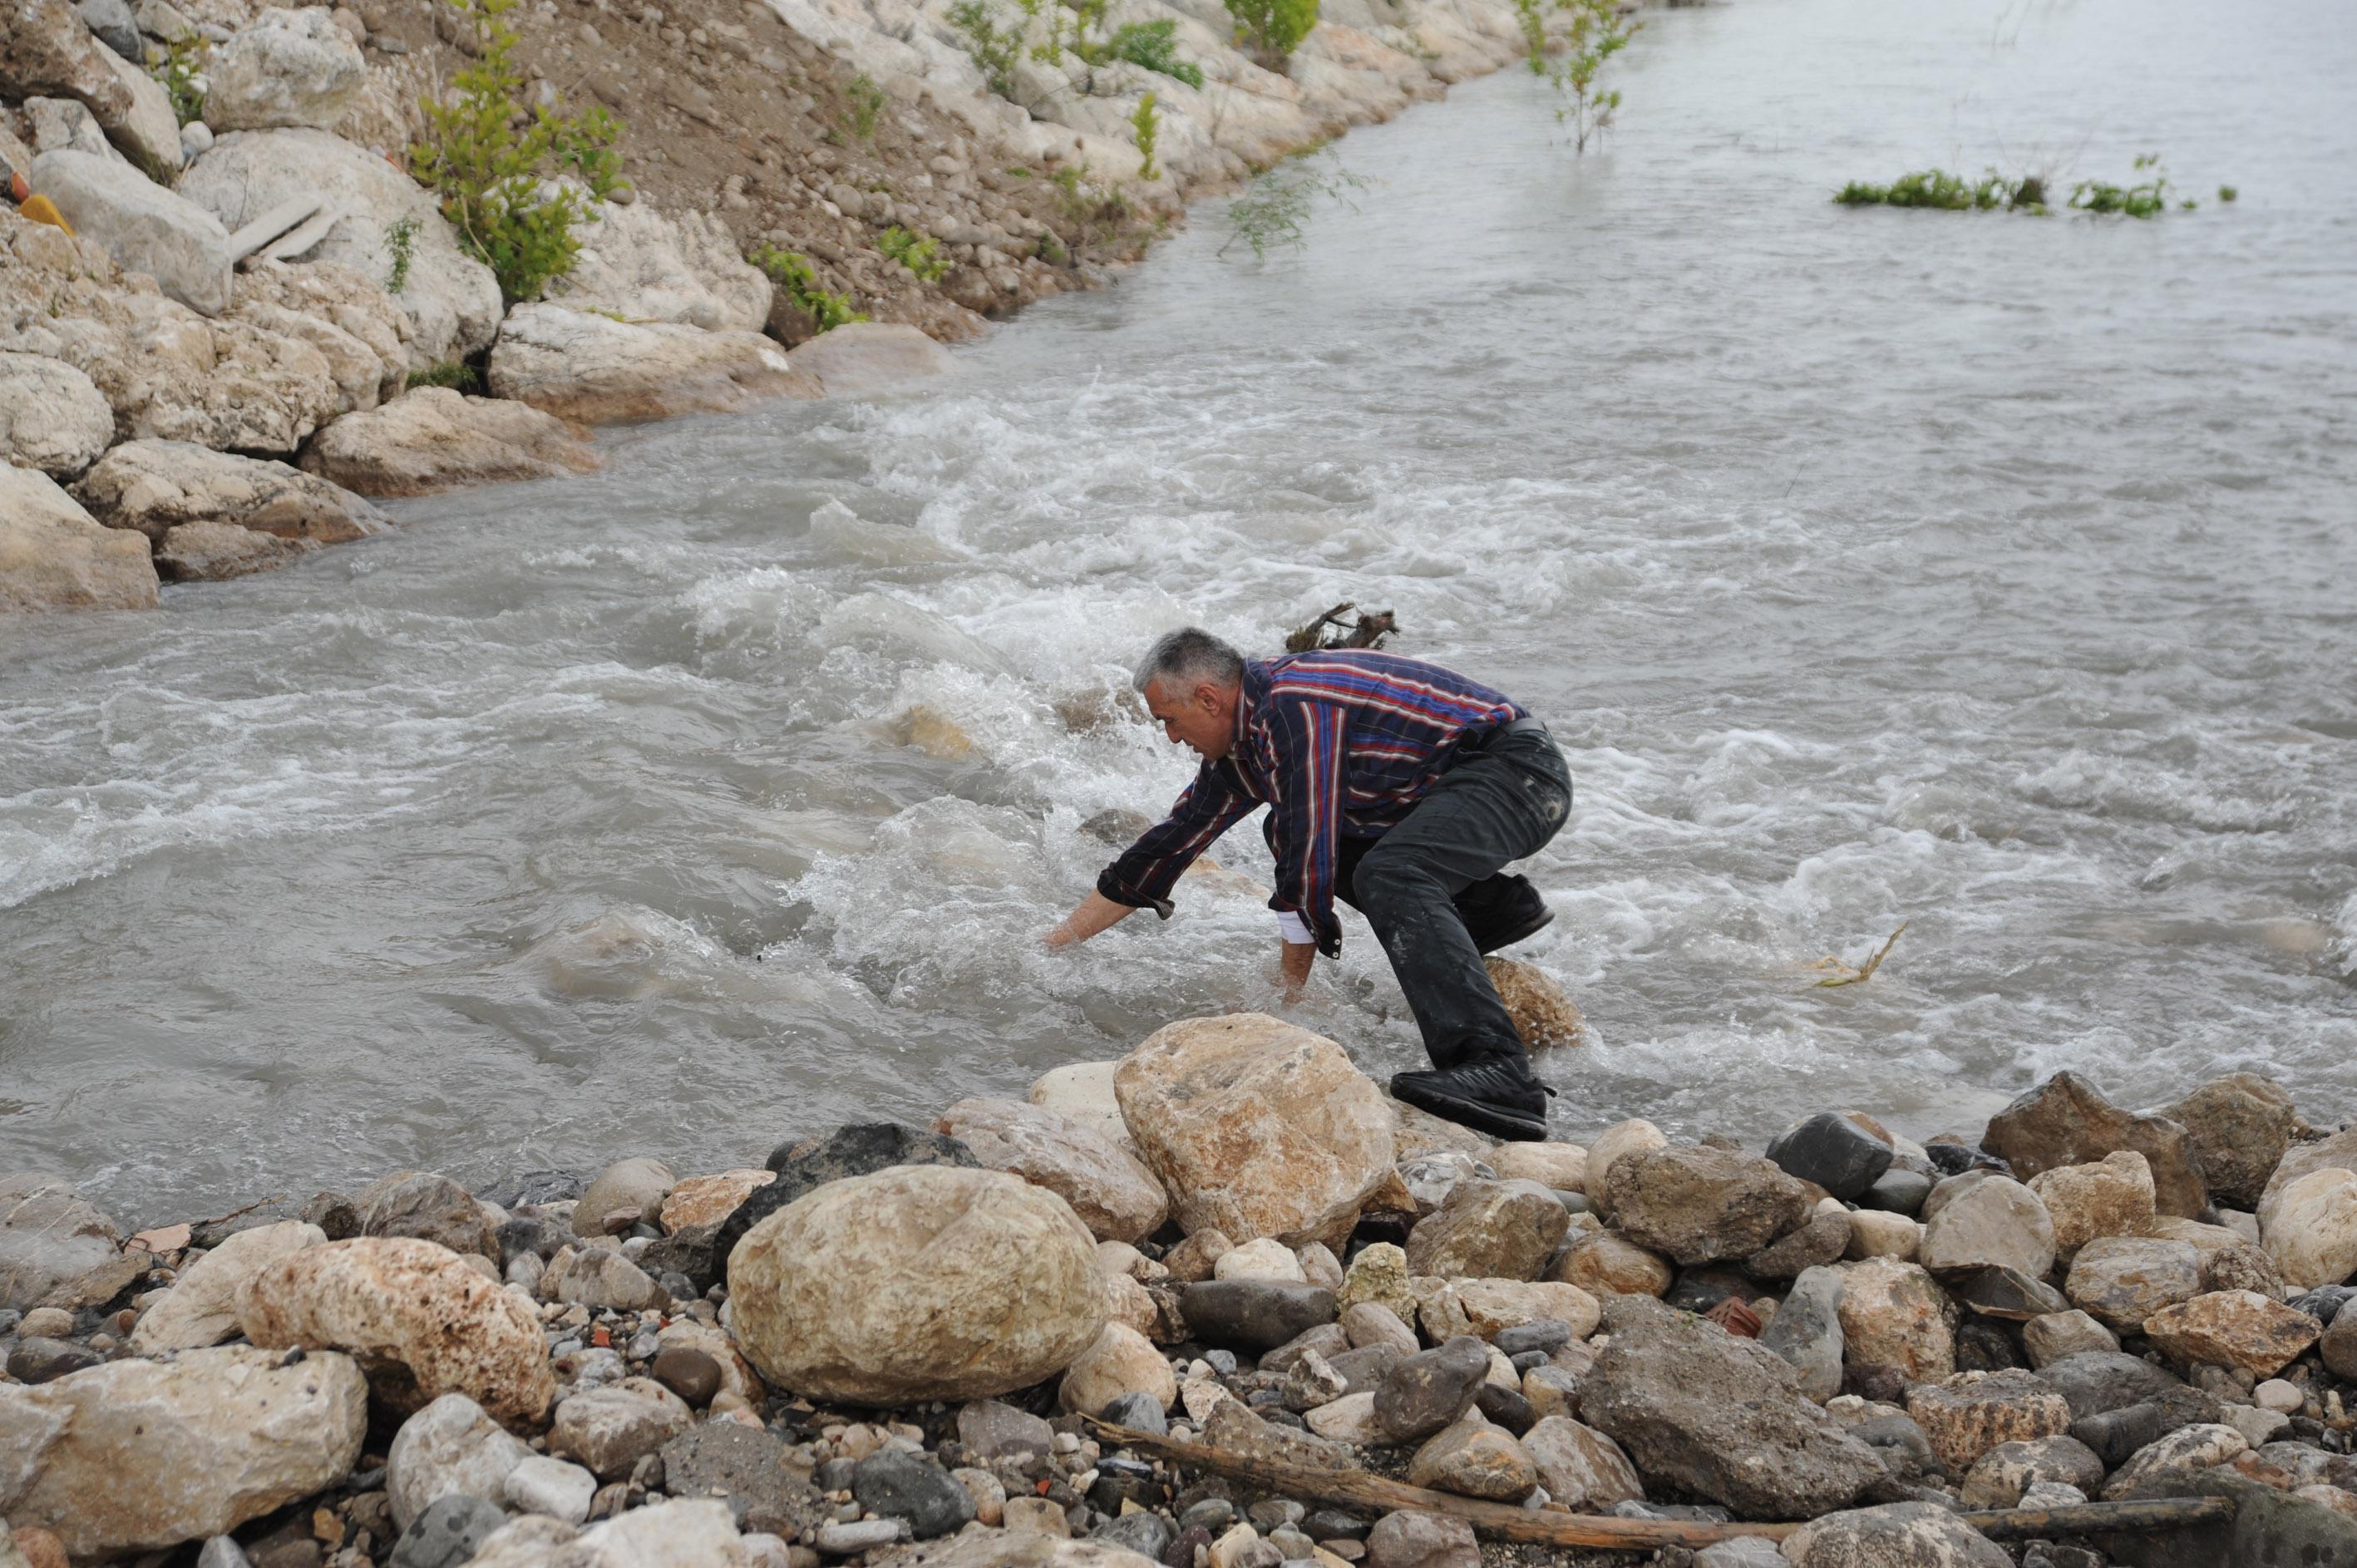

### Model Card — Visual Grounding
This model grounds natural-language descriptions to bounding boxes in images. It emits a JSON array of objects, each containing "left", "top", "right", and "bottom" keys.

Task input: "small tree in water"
[{"left": 1514, "top": 0, "right": 1637, "bottom": 152}]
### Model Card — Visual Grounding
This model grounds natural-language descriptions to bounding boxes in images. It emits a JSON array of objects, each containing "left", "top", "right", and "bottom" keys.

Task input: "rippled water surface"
[{"left": 7, "top": 0, "right": 2356, "bottom": 1219}]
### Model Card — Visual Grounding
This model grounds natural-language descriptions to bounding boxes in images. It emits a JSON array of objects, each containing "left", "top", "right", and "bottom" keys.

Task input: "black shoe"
[
  {"left": 1475, "top": 900, "right": 1554, "bottom": 955},
  {"left": 1391, "top": 1056, "right": 1557, "bottom": 1142},
  {"left": 1465, "top": 875, "right": 1554, "bottom": 955}
]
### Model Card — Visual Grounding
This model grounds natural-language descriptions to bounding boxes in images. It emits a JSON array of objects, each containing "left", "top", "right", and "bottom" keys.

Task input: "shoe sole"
[
  {"left": 1390, "top": 1075, "right": 1551, "bottom": 1142},
  {"left": 1476, "top": 905, "right": 1554, "bottom": 956}
]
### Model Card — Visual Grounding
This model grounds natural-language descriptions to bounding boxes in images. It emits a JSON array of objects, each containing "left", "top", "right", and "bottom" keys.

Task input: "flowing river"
[{"left": 6, "top": 0, "right": 2355, "bottom": 1220}]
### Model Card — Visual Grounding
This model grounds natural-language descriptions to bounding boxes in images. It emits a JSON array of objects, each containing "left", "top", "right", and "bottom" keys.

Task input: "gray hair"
[{"left": 1132, "top": 627, "right": 1245, "bottom": 694}]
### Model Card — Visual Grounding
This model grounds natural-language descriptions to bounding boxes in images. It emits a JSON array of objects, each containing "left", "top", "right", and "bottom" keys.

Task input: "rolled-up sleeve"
[
  {"left": 1265, "top": 698, "right": 1348, "bottom": 955},
  {"left": 1097, "top": 763, "right": 1257, "bottom": 917}
]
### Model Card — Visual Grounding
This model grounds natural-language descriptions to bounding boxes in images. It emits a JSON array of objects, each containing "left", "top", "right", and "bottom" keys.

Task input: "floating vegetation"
[{"left": 1836, "top": 155, "right": 2214, "bottom": 220}]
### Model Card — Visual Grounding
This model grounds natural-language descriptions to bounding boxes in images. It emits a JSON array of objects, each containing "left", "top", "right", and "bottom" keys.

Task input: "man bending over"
[{"left": 1044, "top": 628, "right": 1573, "bottom": 1141}]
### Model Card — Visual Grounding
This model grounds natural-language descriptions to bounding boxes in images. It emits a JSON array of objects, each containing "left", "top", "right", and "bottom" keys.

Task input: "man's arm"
[
  {"left": 1045, "top": 764, "right": 1255, "bottom": 947},
  {"left": 1045, "top": 890, "right": 1135, "bottom": 949},
  {"left": 1265, "top": 698, "right": 1349, "bottom": 957}
]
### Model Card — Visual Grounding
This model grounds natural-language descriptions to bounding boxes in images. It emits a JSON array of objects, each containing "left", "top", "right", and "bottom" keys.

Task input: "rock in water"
[
  {"left": 1580, "top": 1294, "right": 1882, "bottom": 1520},
  {"left": 1979, "top": 1071, "right": 2207, "bottom": 1217},
  {"left": 1027, "top": 1061, "right": 1135, "bottom": 1152},
  {"left": 235, "top": 1236, "right": 557, "bottom": 1426},
  {"left": 1766, "top": 1112, "right": 1895, "bottom": 1201},
  {"left": 727, "top": 1165, "right": 1104, "bottom": 1404},
  {"left": 131, "top": 1219, "right": 325, "bottom": 1353},
  {"left": 1780, "top": 1502, "right": 2009, "bottom": 1568},
  {"left": 934, "top": 1097, "right": 1169, "bottom": 1244},
  {"left": 780, "top": 321, "right": 955, "bottom": 397},
  {"left": 354, "top": 1171, "right": 499, "bottom": 1258},
  {"left": 711, "top": 1122, "right": 976, "bottom": 1286},
  {"left": 0, "top": 1171, "right": 145, "bottom": 1310},
  {"left": 1115, "top": 1013, "right": 1396, "bottom": 1251},
  {"left": 301, "top": 389, "right": 603, "bottom": 498},
  {"left": 1602, "top": 1146, "right": 1812, "bottom": 1265},
  {"left": 573, "top": 1156, "right": 674, "bottom": 1235},
  {"left": 0, "top": 1345, "right": 366, "bottom": 1558},
  {"left": 1481, "top": 955, "right": 1583, "bottom": 1048},
  {"left": 487, "top": 303, "right": 820, "bottom": 424}
]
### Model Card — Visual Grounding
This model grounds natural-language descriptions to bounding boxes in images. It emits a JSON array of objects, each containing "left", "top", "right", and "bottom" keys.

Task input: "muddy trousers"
[{"left": 1329, "top": 724, "right": 1573, "bottom": 1071}]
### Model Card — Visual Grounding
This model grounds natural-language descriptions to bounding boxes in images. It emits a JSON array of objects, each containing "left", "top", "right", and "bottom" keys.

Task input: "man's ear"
[{"left": 1195, "top": 681, "right": 1223, "bottom": 714}]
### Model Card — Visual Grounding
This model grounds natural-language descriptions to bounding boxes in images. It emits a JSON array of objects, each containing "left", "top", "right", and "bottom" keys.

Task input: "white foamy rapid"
[{"left": 4, "top": 0, "right": 2354, "bottom": 1217}]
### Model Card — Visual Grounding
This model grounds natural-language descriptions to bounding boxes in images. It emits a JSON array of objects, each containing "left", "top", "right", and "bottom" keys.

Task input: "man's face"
[{"left": 1143, "top": 675, "right": 1237, "bottom": 761}]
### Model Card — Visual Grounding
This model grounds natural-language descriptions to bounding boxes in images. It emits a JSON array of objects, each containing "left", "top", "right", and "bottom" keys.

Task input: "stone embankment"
[
  {"left": 8, "top": 986, "right": 2357, "bottom": 1568},
  {"left": 4, "top": 0, "right": 1542, "bottom": 613}
]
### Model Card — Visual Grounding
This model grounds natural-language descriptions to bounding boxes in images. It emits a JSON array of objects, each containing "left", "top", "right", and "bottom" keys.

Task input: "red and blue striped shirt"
[{"left": 1097, "top": 650, "right": 1525, "bottom": 950}]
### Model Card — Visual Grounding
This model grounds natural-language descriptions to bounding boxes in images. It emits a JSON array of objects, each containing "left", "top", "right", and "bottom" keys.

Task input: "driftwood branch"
[
  {"left": 1082, "top": 1421, "right": 2235, "bottom": 1551},
  {"left": 1283, "top": 602, "right": 1398, "bottom": 653}
]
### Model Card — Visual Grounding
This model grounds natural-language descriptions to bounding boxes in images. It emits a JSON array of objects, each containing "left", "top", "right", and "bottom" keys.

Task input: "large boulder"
[
  {"left": 1903, "top": 1369, "right": 2073, "bottom": 1472},
  {"left": 2029, "top": 1151, "right": 2157, "bottom": 1262},
  {"left": 1918, "top": 1173, "right": 2056, "bottom": 1280},
  {"left": 1579, "top": 1294, "right": 1883, "bottom": 1520},
  {"left": 782, "top": 320, "right": 955, "bottom": 397},
  {"left": 130, "top": 1219, "right": 325, "bottom": 1352},
  {"left": 727, "top": 1164, "right": 1104, "bottom": 1405},
  {"left": 1114, "top": 1013, "right": 1396, "bottom": 1251},
  {"left": 228, "top": 259, "right": 412, "bottom": 417},
  {"left": 1602, "top": 1145, "right": 1812, "bottom": 1265},
  {"left": 2162, "top": 1073, "right": 2300, "bottom": 1210},
  {"left": 0, "top": 1171, "right": 145, "bottom": 1309},
  {"left": 711, "top": 1122, "right": 978, "bottom": 1286},
  {"left": 386, "top": 1392, "right": 532, "bottom": 1532},
  {"left": 2261, "top": 1168, "right": 2357, "bottom": 1291},
  {"left": 31, "top": 148, "right": 231, "bottom": 314},
  {"left": 178, "top": 127, "right": 504, "bottom": 364},
  {"left": 0, "top": 350, "right": 112, "bottom": 476},
  {"left": 2064, "top": 1235, "right": 2202, "bottom": 1333},
  {"left": 235, "top": 1235, "right": 558, "bottom": 1426},
  {"left": 0, "top": 463, "right": 160, "bottom": 610},
  {"left": 1028, "top": 1060, "right": 1135, "bottom": 1152},
  {"left": 204, "top": 7, "right": 366, "bottom": 131},
  {"left": 1403, "top": 1178, "right": 1566, "bottom": 1280},
  {"left": 300, "top": 387, "right": 601, "bottom": 496},
  {"left": 550, "top": 196, "right": 771, "bottom": 333},
  {"left": 1836, "top": 1255, "right": 1956, "bottom": 1380},
  {"left": 486, "top": 303, "right": 819, "bottom": 425},
  {"left": 0, "top": 1345, "right": 366, "bottom": 1558},
  {"left": 0, "top": 0, "right": 180, "bottom": 175},
  {"left": 2141, "top": 1289, "right": 2322, "bottom": 1377},
  {"left": 574, "top": 1156, "right": 674, "bottom": 1236},
  {"left": 71, "top": 437, "right": 385, "bottom": 548},
  {"left": 934, "top": 1097, "right": 1168, "bottom": 1245},
  {"left": 2260, "top": 1127, "right": 2357, "bottom": 1209},
  {"left": 1980, "top": 1071, "right": 2207, "bottom": 1217}
]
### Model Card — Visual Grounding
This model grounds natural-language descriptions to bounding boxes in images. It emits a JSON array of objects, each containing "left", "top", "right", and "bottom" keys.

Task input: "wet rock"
[
  {"left": 0, "top": 1345, "right": 366, "bottom": 1558},
  {"left": 205, "top": 6, "right": 365, "bottom": 130},
  {"left": 1180, "top": 1280, "right": 1338, "bottom": 1352},
  {"left": 131, "top": 1219, "right": 325, "bottom": 1353},
  {"left": 1604, "top": 1146, "right": 1812, "bottom": 1265},
  {"left": 1767, "top": 1112, "right": 1895, "bottom": 1201},
  {"left": 1919, "top": 1172, "right": 2056, "bottom": 1279},
  {"left": 1759, "top": 1264, "right": 1845, "bottom": 1403},
  {"left": 2163, "top": 1073, "right": 2300, "bottom": 1210},
  {"left": 2029, "top": 1151, "right": 2158, "bottom": 1262},
  {"left": 33, "top": 149, "right": 229, "bottom": 312},
  {"left": 1117, "top": 1013, "right": 1395, "bottom": 1251},
  {"left": 151, "top": 518, "right": 308, "bottom": 580},
  {"left": 300, "top": 389, "right": 601, "bottom": 497},
  {"left": 1744, "top": 1208, "right": 1852, "bottom": 1280},
  {"left": 853, "top": 1450, "right": 975, "bottom": 1540},
  {"left": 1404, "top": 1178, "right": 1567, "bottom": 1281},
  {"left": 2100, "top": 1422, "right": 2248, "bottom": 1500},
  {"left": 1405, "top": 1419, "right": 1537, "bottom": 1501},
  {"left": 1482, "top": 954, "right": 1584, "bottom": 1048},
  {"left": 386, "top": 1393, "right": 533, "bottom": 1532},
  {"left": 2260, "top": 1167, "right": 2357, "bottom": 1291},
  {"left": 1835, "top": 1256, "right": 1956, "bottom": 1381},
  {"left": 1980, "top": 1071, "right": 2207, "bottom": 1217},
  {"left": 1486, "top": 1141, "right": 1587, "bottom": 1190},
  {"left": 2064, "top": 1235, "right": 2202, "bottom": 1333},
  {"left": 1904, "top": 1369, "right": 2073, "bottom": 1472},
  {"left": 236, "top": 1236, "right": 557, "bottom": 1426},
  {"left": 661, "top": 1423, "right": 822, "bottom": 1536},
  {"left": 2039, "top": 1351, "right": 2187, "bottom": 1420},
  {"left": 390, "top": 1495, "right": 506, "bottom": 1568},
  {"left": 936, "top": 1097, "right": 1169, "bottom": 1244},
  {"left": 0, "top": 463, "right": 158, "bottom": 609},
  {"left": 1521, "top": 1414, "right": 1644, "bottom": 1509},
  {"left": 1780, "top": 1501, "right": 2009, "bottom": 1568},
  {"left": 2023, "top": 1309, "right": 2118, "bottom": 1368},
  {"left": 781, "top": 320, "right": 955, "bottom": 397},
  {"left": 2141, "top": 1289, "right": 2321, "bottom": 1377},
  {"left": 1580, "top": 1294, "right": 1883, "bottom": 1520},
  {"left": 1363, "top": 1511, "right": 1477, "bottom": 1568},
  {"left": 74, "top": 438, "right": 385, "bottom": 560},
  {"left": 0, "top": 1173, "right": 145, "bottom": 1309},
  {"left": 712, "top": 1122, "right": 977, "bottom": 1286},
  {"left": 488, "top": 303, "right": 818, "bottom": 425},
  {"left": 1549, "top": 1230, "right": 1674, "bottom": 1297},
  {"left": 501, "top": 1454, "right": 595, "bottom": 1525},
  {"left": 729, "top": 1164, "right": 1103, "bottom": 1404},
  {"left": 0, "top": 352, "right": 113, "bottom": 477},
  {"left": 1581, "top": 1119, "right": 1666, "bottom": 1220},
  {"left": 1374, "top": 1335, "right": 1492, "bottom": 1444}
]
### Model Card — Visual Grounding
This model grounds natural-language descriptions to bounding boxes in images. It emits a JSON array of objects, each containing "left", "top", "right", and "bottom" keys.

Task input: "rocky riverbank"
[
  {"left": 7, "top": 998, "right": 2357, "bottom": 1568},
  {"left": 3, "top": 0, "right": 1546, "bottom": 614}
]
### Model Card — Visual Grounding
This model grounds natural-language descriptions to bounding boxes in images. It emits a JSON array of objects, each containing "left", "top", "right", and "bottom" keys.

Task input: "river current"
[{"left": 5, "top": 0, "right": 2355, "bottom": 1220}]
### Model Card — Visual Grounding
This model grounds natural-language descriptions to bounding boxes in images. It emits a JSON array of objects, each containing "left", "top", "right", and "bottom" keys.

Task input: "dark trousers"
[{"left": 1329, "top": 727, "right": 1573, "bottom": 1070}]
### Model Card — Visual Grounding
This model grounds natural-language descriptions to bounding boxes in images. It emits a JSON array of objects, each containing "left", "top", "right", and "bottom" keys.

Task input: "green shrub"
[
  {"left": 1106, "top": 20, "right": 1202, "bottom": 87},
  {"left": 877, "top": 225, "right": 949, "bottom": 282},
  {"left": 1131, "top": 92, "right": 1160, "bottom": 182},
  {"left": 2070, "top": 155, "right": 2176, "bottom": 218},
  {"left": 1514, "top": 0, "right": 1635, "bottom": 151},
  {"left": 385, "top": 217, "right": 420, "bottom": 293},
  {"left": 1220, "top": 150, "right": 1369, "bottom": 259},
  {"left": 950, "top": 1, "right": 1026, "bottom": 97},
  {"left": 1839, "top": 155, "right": 2196, "bottom": 220},
  {"left": 407, "top": 361, "right": 481, "bottom": 392},
  {"left": 749, "top": 245, "right": 866, "bottom": 332},
  {"left": 1225, "top": 0, "right": 1317, "bottom": 69},
  {"left": 150, "top": 37, "right": 207, "bottom": 128},
  {"left": 845, "top": 73, "right": 886, "bottom": 140},
  {"left": 408, "top": 0, "right": 624, "bottom": 304}
]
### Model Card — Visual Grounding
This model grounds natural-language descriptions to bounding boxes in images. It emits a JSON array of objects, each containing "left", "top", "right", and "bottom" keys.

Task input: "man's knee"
[{"left": 1353, "top": 843, "right": 1437, "bottom": 915}]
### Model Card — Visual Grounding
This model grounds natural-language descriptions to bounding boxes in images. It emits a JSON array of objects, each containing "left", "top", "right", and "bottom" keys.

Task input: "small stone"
[
  {"left": 2064, "top": 1235, "right": 2202, "bottom": 1333},
  {"left": 1920, "top": 1173, "right": 2057, "bottom": 1280},
  {"left": 5, "top": 1337, "right": 100, "bottom": 1383},
  {"left": 1096, "top": 1511, "right": 1175, "bottom": 1558},
  {"left": 1003, "top": 1496, "right": 1071, "bottom": 1537},
  {"left": 549, "top": 1378, "right": 693, "bottom": 1480},
  {"left": 1549, "top": 1231, "right": 1674, "bottom": 1298},
  {"left": 2141, "top": 1289, "right": 2322, "bottom": 1377},
  {"left": 2023, "top": 1309, "right": 2118, "bottom": 1368},
  {"left": 1758, "top": 1265, "right": 1845, "bottom": 1404},
  {"left": 813, "top": 1518, "right": 906, "bottom": 1553},
  {"left": 502, "top": 1455, "right": 595, "bottom": 1525},
  {"left": 1341, "top": 1300, "right": 1418, "bottom": 1355},
  {"left": 2163, "top": 1073, "right": 2301, "bottom": 1209},
  {"left": 649, "top": 1346, "right": 722, "bottom": 1407},
  {"left": 956, "top": 1398, "right": 1055, "bottom": 1459},
  {"left": 851, "top": 1450, "right": 974, "bottom": 1540},
  {"left": 1363, "top": 1510, "right": 1478, "bottom": 1568},
  {"left": 1216, "top": 1236, "right": 1309, "bottom": 1283},
  {"left": 2320, "top": 1299, "right": 2357, "bottom": 1381},
  {"left": 1060, "top": 1323, "right": 1177, "bottom": 1416},
  {"left": 1520, "top": 1415, "right": 1643, "bottom": 1509},
  {"left": 1858, "top": 1168, "right": 1933, "bottom": 1216},
  {"left": 1904, "top": 1369, "right": 2074, "bottom": 1472},
  {"left": 1373, "top": 1337, "right": 1490, "bottom": 1446},
  {"left": 1844, "top": 1209, "right": 1921, "bottom": 1260}
]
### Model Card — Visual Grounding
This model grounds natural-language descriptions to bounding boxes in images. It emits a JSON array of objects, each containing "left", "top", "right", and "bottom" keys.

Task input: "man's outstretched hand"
[
  {"left": 1044, "top": 890, "right": 1134, "bottom": 949},
  {"left": 1279, "top": 938, "right": 1314, "bottom": 1003}
]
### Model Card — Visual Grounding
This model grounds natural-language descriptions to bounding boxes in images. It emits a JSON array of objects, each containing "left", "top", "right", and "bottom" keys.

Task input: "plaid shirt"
[{"left": 1097, "top": 650, "right": 1525, "bottom": 953}]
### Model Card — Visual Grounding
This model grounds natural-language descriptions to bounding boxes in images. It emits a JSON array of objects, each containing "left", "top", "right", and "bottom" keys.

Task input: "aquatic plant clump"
[{"left": 1836, "top": 155, "right": 2206, "bottom": 219}]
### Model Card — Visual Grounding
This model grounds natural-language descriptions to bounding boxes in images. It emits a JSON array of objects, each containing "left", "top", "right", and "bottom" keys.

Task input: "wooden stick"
[{"left": 1082, "top": 1421, "right": 2236, "bottom": 1550}]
